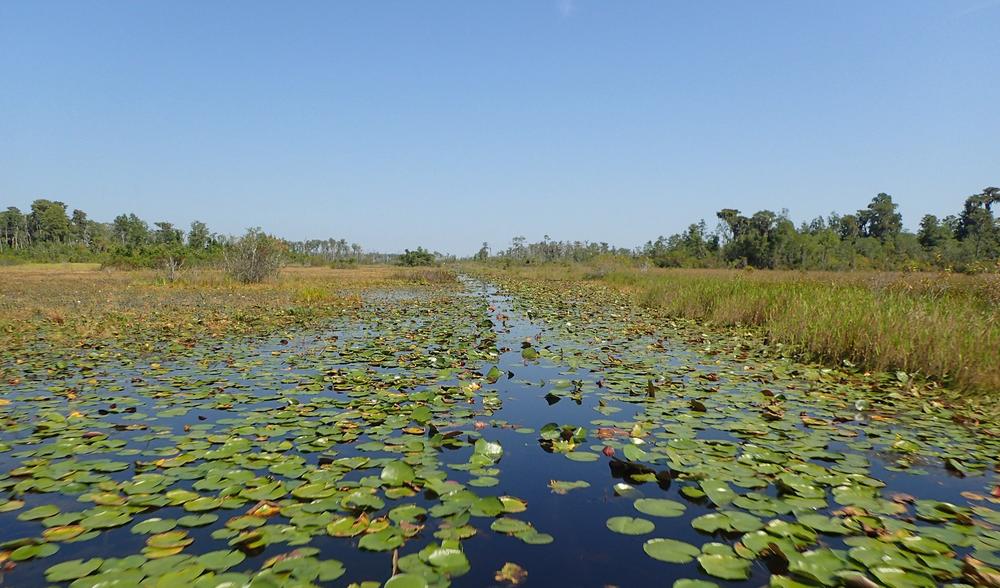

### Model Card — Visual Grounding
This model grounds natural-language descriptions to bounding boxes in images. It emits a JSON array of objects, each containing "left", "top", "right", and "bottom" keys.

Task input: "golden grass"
[
  {"left": 0, "top": 265, "right": 449, "bottom": 355},
  {"left": 476, "top": 263, "right": 1000, "bottom": 394},
  {"left": 0, "top": 262, "right": 103, "bottom": 274},
  {"left": 389, "top": 267, "right": 458, "bottom": 284}
]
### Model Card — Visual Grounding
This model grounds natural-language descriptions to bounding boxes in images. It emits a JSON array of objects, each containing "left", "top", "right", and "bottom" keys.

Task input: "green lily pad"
[
  {"left": 787, "top": 549, "right": 847, "bottom": 585},
  {"left": 184, "top": 496, "right": 223, "bottom": 512},
  {"left": 698, "top": 552, "right": 750, "bottom": 580},
  {"left": 132, "top": 518, "right": 177, "bottom": 535},
  {"left": 606, "top": 516, "right": 655, "bottom": 535},
  {"left": 643, "top": 538, "right": 701, "bottom": 563},
  {"left": 384, "top": 573, "right": 429, "bottom": 588},
  {"left": 177, "top": 514, "right": 218, "bottom": 527},
  {"left": 11, "top": 542, "right": 59, "bottom": 561},
  {"left": 359, "top": 528, "right": 404, "bottom": 552},
  {"left": 870, "top": 566, "right": 936, "bottom": 588},
  {"left": 198, "top": 549, "right": 246, "bottom": 571},
  {"left": 634, "top": 498, "right": 686, "bottom": 518},
  {"left": 18, "top": 504, "right": 61, "bottom": 521},
  {"left": 381, "top": 460, "right": 416, "bottom": 486},
  {"left": 45, "top": 558, "right": 104, "bottom": 582}
]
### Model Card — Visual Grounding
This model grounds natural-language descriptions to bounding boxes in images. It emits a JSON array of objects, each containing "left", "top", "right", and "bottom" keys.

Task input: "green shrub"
[
  {"left": 398, "top": 247, "right": 435, "bottom": 267},
  {"left": 225, "top": 228, "right": 285, "bottom": 284}
]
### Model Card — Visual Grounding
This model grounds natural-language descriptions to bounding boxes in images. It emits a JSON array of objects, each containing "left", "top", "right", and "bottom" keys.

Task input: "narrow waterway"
[{"left": 0, "top": 276, "right": 995, "bottom": 587}]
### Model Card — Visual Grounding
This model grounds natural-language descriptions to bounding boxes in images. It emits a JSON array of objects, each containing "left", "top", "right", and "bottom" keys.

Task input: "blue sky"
[{"left": 1, "top": 1, "right": 997, "bottom": 254}]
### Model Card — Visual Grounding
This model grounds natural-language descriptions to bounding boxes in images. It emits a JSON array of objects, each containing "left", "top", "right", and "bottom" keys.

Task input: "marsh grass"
[
  {"left": 389, "top": 267, "right": 458, "bottom": 284},
  {"left": 0, "top": 265, "right": 433, "bottom": 354},
  {"left": 619, "top": 270, "right": 997, "bottom": 390},
  {"left": 479, "top": 263, "right": 999, "bottom": 394}
]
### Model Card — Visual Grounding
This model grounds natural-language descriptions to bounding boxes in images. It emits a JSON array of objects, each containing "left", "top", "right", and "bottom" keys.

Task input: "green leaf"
[
  {"left": 427, "top": 546, "right": 469, "bottom": 573},
  {"left": 490, "top": 518, "right": 533, "bottom": 535},
  {"left": 606, "top": 516, "right": 655, "bottom": 535},
  {"left": 381, "top": 461, "right": 416, "bottom": 486},
  {"left": 198, "top": 549, "right": 245, "bottom": 572},
  {"left": 18, "top": 504, "right": 60, "bottom": 521},
  {"left": 643, "top": 538, "right": 701, "bottom": 563},
  {"left": 384, "top": 573, "right": 429, "bottom": 588},
  {"left": 698, "top": 553, "right": 750, "bottom": 580},
  {"left": 45, "top": 558, "right": 104, "bottom": 582},
  {"left": 358, "top": 528, "right": 403, "bottom": 552},
  {"left": 634, "top": 498, "right": 686, "bottom": 518},
  {"left": 474, "top": 438, "right": 504, "bottom": 461},
  {"left": 870, "top": 567, "right": 936, "bottom": 588},
  {"left": 787, "top": 549, "right": 847, "bottom": 586},
  {"left": 131, "top": 518, "right": 177, "bottom": 535},
  {"left": 699, "top": 479, "right": 736, "bottom": 507}
]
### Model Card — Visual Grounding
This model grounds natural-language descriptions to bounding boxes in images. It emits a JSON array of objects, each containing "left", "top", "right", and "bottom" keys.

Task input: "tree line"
[
  {"left": 484, "top": 189, "right": 999, "bottom": 272},
  {"left": 0, "top": 200, "right": 386, "bottom": 267},
  {"left": 5, "top": 188, "right": 998, "bottom": 272},
  {"left": 0, "top": 200, "right": 221, "bottom": 266}
]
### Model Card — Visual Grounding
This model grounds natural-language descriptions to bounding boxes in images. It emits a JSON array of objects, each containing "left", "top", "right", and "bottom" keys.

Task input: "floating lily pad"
[
  {"left": 45, "top": 558, "right": 104, "bottom": 582},
  {"left": 381, "top": 460, "right": 416, "bottom": 486},
  {"left": 698, "top": 552, "right": 750, "bottom": 580},
  {"left": 606, "top": 516, "right": 655, "bottom": 535},
  {"left": 634, "top": 498, "right": 686, "bottom": 518},
  {"left": 643, "top": 538, "right": 701, "bottom": 563}
]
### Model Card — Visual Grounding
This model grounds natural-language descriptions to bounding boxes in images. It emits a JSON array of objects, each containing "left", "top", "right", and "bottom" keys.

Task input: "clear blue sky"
[{"left": 2, "top": 1, "right": 997, "bottom": 254}]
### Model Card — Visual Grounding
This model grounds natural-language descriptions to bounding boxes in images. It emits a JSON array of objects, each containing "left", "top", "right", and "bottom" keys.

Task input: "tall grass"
[
  {"left": 390, "top": 267, "right": 457, "bottom": 284},
  {"left": 473, "top": 262, "right": 998, "bottom": 394},
  {"left": 0, "top": 265, "right": 444, "bottom": 353},
  {"left": 601, "top": 268, "right": 999, "bottom": 393}
]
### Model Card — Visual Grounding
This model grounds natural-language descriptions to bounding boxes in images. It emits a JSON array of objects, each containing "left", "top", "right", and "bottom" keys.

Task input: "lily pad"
[
  {"left": 606, "top": 516, "right": 655, "bottom": 535},
  {"left": 45, "top": 558, "right": 104, "bottom": 582},
  {"left": 634, "top": 498, "right": 686, "bottom": 518},
  {"left": 643, "top": 538, "right": 701, "bottom": 563}
]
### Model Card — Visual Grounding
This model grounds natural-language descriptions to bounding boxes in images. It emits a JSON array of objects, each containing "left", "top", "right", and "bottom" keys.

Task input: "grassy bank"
[
  {"left": 477, "top": 263, "right": 999, "bottom": 394},
  {"left": 0, "top": 265, "right": 456, "bottom": 355}
]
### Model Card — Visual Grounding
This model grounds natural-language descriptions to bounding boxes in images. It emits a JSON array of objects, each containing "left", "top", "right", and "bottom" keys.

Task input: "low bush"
[{"left": 225, "top": 228, "right": 284, "bottom": 284}]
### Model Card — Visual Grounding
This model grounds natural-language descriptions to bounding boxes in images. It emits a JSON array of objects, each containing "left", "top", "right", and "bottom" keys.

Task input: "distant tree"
[
  {"left": 475, "top": 242, "right": 490, "bottom": 260},
  {"left": 917, "top": 215, "right": 953, "bottom": 249},
  {"left": 88, "top": 221, "right": 113, "bottom": 252},
  {"left": 112, "top": 213, "right": 150, "bottom": 248},
  {"left": 0, "top": 207, "right": 28, "bottom": 249},
  {"left": 399, "top": 247, "right": 436, "bottom": 266},
  {"left": 956, "top": 190, "right": 999, "bottom": 258},
  {"left": 71, "top": 209, "right": 90, "bottom": 245},
  {"left": 715, "top": 208, "right": 743, "bottom": 243},
  {"left": 857, "top": 193, "right": 902, "bottom": 242},
  {"left": 510, "top": 236, "right": 527, "bottom": 260},
  {"left": 981, "top": 186, "right": 1000, "bottom": 212},
  {"left": 28, "top": 199, "right": 71, "bottom": 243},
  {"left": 837, "top": 214, "right": 861, "bottom": 241},
  {"left": 715, "top": 209, "right": 789, "bottom": 268},
  {"left": 187, "top": 220, "right": 211, "bottom": 249},
  {"left": 154, "top": 221, "right": 183, "bottom": 245}
]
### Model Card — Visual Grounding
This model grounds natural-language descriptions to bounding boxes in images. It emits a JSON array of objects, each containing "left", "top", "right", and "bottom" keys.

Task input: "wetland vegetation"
[
  {"left": 485, "top": 265, "right": 1000, "bottom": 397},
  {"left": 4, "top": 3, "right": 997, "bottom": 586},
  {"left": 0, "top": 263, "right": 997, "bottom": 587}
]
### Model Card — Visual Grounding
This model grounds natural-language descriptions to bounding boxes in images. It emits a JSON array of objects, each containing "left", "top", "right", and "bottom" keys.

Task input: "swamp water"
[{"left": 0, "top": 277, "right": 996, "bottom": 587}]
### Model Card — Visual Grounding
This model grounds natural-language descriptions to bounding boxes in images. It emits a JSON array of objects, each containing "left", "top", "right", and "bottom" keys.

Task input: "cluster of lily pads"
[
  {"left": 0, "top": 286, "right": 552, "bottom": 587},
  {"left": 0, "top": 270, "right": 997, "bottom": 588},
  {"left": 482, "top": 273, "right": 1000, "bottom": 587}
]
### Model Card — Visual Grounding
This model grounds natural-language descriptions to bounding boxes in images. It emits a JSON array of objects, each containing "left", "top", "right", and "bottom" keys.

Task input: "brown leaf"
[{"left": 495, "top": 562, "right": 528, "bottom": 585}]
